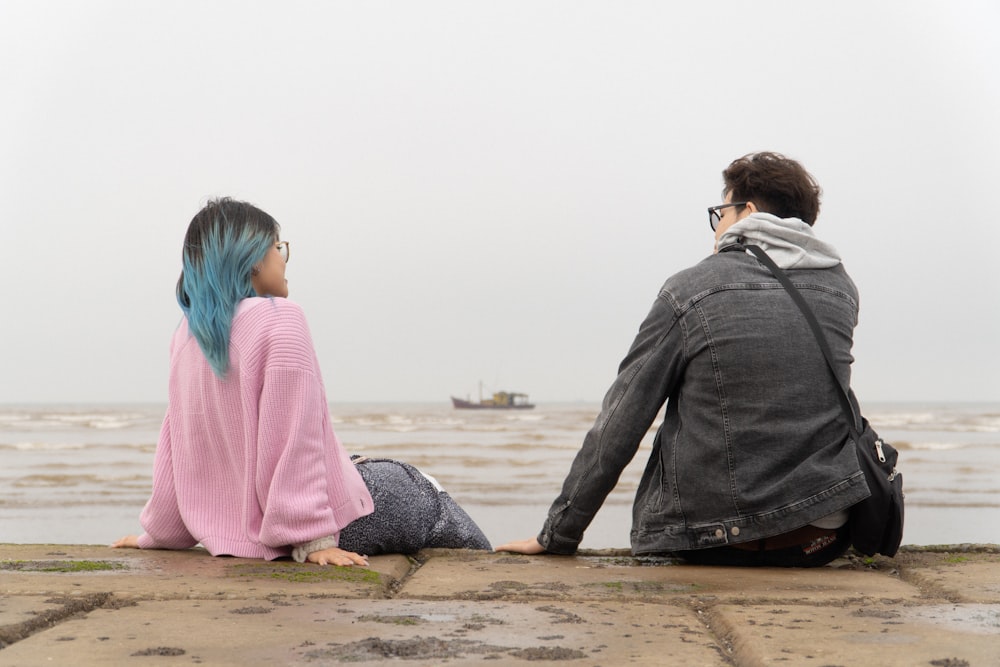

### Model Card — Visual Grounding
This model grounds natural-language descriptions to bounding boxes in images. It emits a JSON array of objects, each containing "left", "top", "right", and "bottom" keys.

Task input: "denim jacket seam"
[
  {"left": 730, "top": 472, "right": 868, "bottom": 525},
  {"left": 709, "top": 281, "right": 859, "bottom": 311},
  {"left": 692, "top": 302, "right": 741, "bottom": 517},
  {"left": 633, "top": 473, "right": 867, "bottom": 542},
  {"left": 663, "top": 297, "right": 689, "bottom": 522},
  {"left": 739, "top": 254, "right": 860, "bottom": 307},
  {"left": 682, "top": 281, "right": 858, "bottom": 312},
  {"left": 789, "top": 284, "right": 859, "bottom": 311}
]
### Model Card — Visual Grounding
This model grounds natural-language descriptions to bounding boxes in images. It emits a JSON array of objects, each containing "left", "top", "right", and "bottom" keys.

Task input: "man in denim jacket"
[{"left": 498, "top": 152, "right": 870, "bottom": 566}]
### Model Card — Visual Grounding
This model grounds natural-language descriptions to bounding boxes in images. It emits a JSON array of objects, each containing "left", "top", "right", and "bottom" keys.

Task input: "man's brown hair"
[{"left": 722, "top": 152, "right": 822, "bottom": 225}]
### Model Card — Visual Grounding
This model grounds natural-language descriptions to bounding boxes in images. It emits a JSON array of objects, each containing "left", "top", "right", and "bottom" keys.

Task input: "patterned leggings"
[{"left": 338, "top": 457, "right": 492, "bottom": 555}]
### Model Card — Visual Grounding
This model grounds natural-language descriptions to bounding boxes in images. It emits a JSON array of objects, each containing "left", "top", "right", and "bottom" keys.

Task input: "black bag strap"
[{"left": 743, "top": 244, "right": 862, "bottom": 435}]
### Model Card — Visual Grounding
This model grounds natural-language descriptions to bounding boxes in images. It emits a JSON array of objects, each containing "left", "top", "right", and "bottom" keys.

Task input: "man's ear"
[{"left": 745, "top": 201, "right": 759, "bottom": 213}]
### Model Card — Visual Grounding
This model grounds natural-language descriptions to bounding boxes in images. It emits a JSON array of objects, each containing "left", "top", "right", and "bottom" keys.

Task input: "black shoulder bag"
[{"left": 745, "top": 244, "right": 904, "bottom": 557}]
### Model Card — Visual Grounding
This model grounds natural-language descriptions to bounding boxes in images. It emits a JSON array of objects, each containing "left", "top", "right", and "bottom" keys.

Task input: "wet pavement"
[{"left": 1, "top": 543, "right": 998, "bottom": 665}]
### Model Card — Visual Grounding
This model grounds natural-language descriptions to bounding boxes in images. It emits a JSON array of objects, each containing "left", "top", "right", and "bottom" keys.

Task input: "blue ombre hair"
[{"left": 175, "top": 198, "right": 280, "bottom": 378}]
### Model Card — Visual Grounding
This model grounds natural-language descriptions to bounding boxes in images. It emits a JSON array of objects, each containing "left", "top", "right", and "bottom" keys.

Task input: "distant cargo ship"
[{"left": 451, "top": 389, "right": 535, "bottom": 410}]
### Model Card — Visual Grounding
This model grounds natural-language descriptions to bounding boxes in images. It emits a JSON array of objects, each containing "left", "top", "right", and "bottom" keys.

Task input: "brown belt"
[{"left": 730, "top": 525, "right": 839, "bottom": 552}]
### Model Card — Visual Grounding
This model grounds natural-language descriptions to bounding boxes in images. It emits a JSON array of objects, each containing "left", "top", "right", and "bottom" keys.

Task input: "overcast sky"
[{"left": 2, "top": 1, "right": 998, "bottom": 405}]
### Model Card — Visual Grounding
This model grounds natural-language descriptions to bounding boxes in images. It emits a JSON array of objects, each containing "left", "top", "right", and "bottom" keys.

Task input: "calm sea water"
[{"left": 1, "top": 402, "right": 998, "bottom": 548}]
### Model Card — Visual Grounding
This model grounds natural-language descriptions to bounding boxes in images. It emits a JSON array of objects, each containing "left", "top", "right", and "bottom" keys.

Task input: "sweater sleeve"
[
  {"left": 250, "top": 307, "right": 368, "bottom": 550},
  {"left": 137, "top": 412, "right": 198, "bottom": 550},
  {"left": 255, "top": 363, "right": 343, "bottom": 548}
]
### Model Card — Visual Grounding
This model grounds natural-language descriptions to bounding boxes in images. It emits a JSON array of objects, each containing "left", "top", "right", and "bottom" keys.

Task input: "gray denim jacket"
[{"left": 538, "top": 245, "right": 871, "bottom": 554}]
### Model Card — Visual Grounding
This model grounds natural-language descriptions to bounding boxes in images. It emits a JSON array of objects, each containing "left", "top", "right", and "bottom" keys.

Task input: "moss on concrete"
[
  {"left": 225, "top": 562, "right": 382, "bottom": 585},
  {"left": 0, "top": 559, "right": 128, "bottom": 573},
  {"left": 582, "top": 579, "right": 700, "bottom": 594},
  {"left": 358, "top": 614, "right": 424, "bottom": 625}
]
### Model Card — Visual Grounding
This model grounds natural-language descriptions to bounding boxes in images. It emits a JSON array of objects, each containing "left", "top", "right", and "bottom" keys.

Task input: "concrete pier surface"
[{"left": 1, "top": 544, "right": 998, "bottom": 666}]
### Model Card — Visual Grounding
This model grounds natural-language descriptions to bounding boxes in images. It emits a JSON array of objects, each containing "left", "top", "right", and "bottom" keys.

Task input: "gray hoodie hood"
[{"left": 718, "top": 212, "right": 841, "bottom": 270}]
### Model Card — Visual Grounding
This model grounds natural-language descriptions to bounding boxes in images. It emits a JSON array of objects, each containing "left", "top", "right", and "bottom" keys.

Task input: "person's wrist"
[{"left": 292, "top": 535, "right": 339, "bottom": 563}]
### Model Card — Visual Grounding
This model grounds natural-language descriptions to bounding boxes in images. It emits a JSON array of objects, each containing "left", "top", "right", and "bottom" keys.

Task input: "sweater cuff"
[{"left": 291, "top": 534, "right": 339, "bottom": 563}]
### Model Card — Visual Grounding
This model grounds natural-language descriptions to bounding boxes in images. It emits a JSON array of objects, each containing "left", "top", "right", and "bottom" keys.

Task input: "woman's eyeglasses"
[
  {"left": 276, "top": 241, "right": 290, "bottom": 263},
  {"left": 707, "top": 202, "right": 747, "bottom": 231}
]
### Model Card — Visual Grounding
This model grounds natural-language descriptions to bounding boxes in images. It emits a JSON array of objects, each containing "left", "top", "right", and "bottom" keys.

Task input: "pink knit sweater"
[{"left": 137, "top": 297, "right": 373, "bottom": 560}]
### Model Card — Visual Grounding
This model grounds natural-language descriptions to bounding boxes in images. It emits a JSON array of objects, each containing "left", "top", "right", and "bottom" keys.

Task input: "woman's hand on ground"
[
  {"left": 111, "top": 535, "right": 140, "bottom": 549},
  {"left": 494, "top": 537, "right": 545, "bottom": 554},
  {"left": 307, "top": 547, "right": 369, "bottom": 567}
]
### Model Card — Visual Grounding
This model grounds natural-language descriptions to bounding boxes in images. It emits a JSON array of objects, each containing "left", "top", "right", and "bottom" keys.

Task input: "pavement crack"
[
  {"left": 0, "top": 592, "right": 135, "bottom": 650},
  {"left": 386, "top": 555, "right": 425, "bottom": 598},
  {"left": 687, "top": 601, "right": 739, "bottom": 667}
]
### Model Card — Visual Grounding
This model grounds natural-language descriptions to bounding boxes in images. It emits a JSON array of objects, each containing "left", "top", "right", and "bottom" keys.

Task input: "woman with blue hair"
[{"left": 114, "top": 198, "right": 489, "bottom": 565}]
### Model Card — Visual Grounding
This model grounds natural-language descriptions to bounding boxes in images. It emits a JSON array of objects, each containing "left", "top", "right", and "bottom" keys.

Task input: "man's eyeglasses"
[
  {"left": 276, "top": 241, "right": 290, "bottom": 263},
  {"left": 707, "top": 202, "right": 748, "bottom": 231}
]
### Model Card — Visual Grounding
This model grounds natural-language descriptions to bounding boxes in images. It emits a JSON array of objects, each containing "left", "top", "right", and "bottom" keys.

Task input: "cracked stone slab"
[
  {"left": 711, "top": 602, "right": 1000, "bottom": 666},
  {"left": 0, "top": 596, "right": 72, "bottom": 648},
  {"left": 0, "top": 596, "right": 67, "bottom": 630},
  {"left": 904, "top": 562, "right": 1000, "bottom": 603},
  {"left": 399, "top": 551, "right": 922, "bottom": 604},
  {"left": 0, "top": 544, "right": 411, "bottom": 600},
  {"left": 0, "top": 597, "right": 729, "bottom": 666}
]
